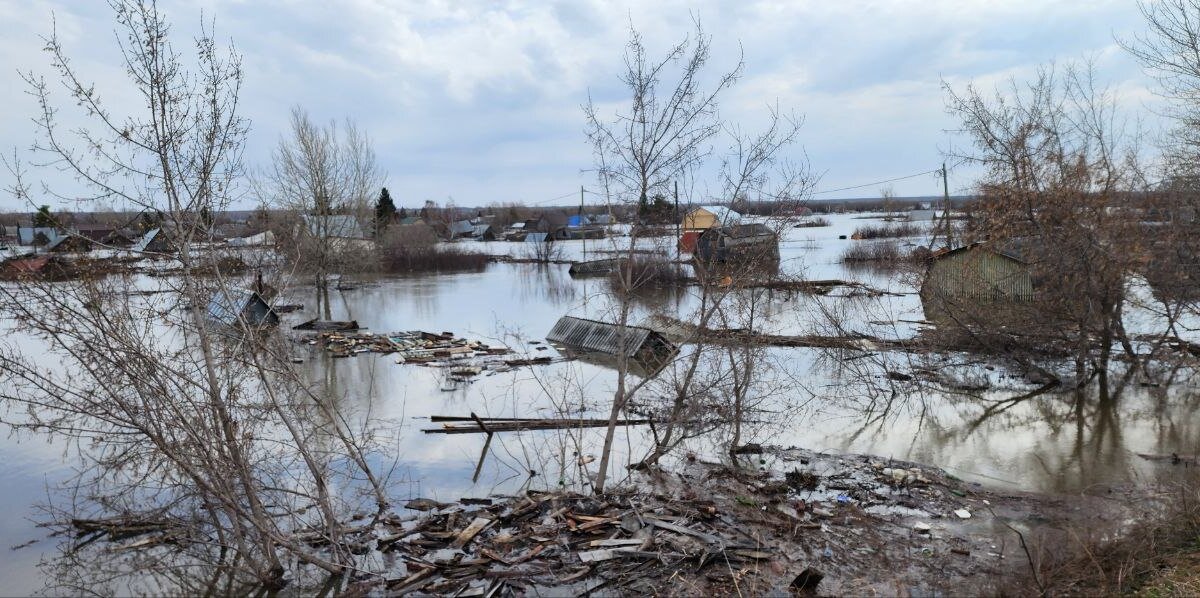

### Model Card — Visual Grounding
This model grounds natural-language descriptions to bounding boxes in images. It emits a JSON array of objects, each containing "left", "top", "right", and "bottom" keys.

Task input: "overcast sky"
[{"left": 0, "top": 0, "right": 1164, "bottom": 211}]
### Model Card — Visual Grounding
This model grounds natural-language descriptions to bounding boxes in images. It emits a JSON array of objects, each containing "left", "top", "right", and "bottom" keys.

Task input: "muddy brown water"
[{"left": 1, "top": 212, "right": 1198, "bottom": 592}]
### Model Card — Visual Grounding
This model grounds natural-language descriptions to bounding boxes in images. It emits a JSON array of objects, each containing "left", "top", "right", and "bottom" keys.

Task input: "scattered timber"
[
  {"left": 641, "top": 314, "right": 913, "bottom": 351},
  {"left": 293, "top": 318, "right": 360, "bottom": 331},
  {"left": 423, "top": 416, "right": 653, "bottom": 435}
]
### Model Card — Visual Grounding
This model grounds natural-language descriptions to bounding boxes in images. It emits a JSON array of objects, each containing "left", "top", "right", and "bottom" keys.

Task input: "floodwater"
[{"left": 1, "top": 211, "right": 1199, "bottom": 592}]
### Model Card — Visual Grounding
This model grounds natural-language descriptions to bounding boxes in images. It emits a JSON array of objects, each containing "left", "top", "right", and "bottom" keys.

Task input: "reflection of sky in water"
[{"left": 3, "top": 212, "right": 1200, "bottom": 591}]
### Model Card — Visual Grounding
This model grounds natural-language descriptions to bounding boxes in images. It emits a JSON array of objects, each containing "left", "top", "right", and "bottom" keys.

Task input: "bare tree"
[
  {"left": 940, "top": 61, "right": 1147, "bottom": 380},
  {"left": 259, "top": 107, "right": 382, "bottom": 319},
  {"left": 1, "top": 2, "right": 388, "bottom": 592},
  {"left": 582, "top": 20, "right": 814, "bottom": 492}
]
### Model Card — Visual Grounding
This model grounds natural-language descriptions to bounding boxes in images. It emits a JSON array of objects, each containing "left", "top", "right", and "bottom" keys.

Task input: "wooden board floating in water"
[
  {"left": 423, "top": 417, "right": 653, "bottom": 434},
  {"left": 1137, "top": 452, "right": 1199, "bottom": 465}
]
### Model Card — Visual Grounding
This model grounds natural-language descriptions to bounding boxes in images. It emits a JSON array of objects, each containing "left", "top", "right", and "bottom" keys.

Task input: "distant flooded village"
[{"left": 5, "top": 1, "right": 1200, "bottom": 596}]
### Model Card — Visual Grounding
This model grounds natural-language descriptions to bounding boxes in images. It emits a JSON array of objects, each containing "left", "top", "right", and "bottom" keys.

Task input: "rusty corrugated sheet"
[{"left": 547, "top": 316, "right": 656, "bottom": 358}]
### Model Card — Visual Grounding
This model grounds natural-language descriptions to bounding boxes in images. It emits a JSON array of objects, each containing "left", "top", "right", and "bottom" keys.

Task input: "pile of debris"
[
  {"left": 304, "top": 331, "right": 509, "bottom": 361},
  {"left": 381, "top": 490, "right": 793, "bottom": 596},
  {"left": 365, "top": 446, "right": 1131, "bottom": 596}
]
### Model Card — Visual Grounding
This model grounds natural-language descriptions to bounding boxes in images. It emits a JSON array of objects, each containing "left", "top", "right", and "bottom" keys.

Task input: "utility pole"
[
  {"left": 674, "top": 179, "right": 680, "bottom": 261},
  {"left": 941, "top": 162, "right": 952, "bottom": 250}
]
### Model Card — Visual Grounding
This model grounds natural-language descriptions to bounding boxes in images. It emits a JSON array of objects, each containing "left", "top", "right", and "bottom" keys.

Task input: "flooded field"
[{"left": 1, "top": 212, "right": 1198, "bottom": 593}]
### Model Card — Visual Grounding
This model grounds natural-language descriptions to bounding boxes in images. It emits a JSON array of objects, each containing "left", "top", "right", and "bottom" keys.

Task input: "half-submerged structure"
[
  {"left": 206, "top": 289, "right": 280, "bottom": 328},
  {"left": 695, "top": 223, "right": 779, "bottom": 263},
  {"left": 547, "top": 316, "right": 678, "bottom": 375}
]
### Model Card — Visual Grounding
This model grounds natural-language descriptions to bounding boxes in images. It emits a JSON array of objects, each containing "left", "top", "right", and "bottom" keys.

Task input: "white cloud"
[{"left": 0, "top": 0, "right": 1168, "bottom": 209}]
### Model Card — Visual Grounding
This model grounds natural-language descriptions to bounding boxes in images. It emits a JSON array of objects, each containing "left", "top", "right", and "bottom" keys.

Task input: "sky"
[{"left": 0, "top": 0, "right": 1166, "bottom": 211}]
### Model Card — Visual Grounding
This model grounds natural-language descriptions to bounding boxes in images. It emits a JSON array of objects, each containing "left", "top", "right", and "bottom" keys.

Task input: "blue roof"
[
  {"left": 17, "top": 227, "right": 61, "bottom": 246},
  {"left": 567, "top": 215, "right": 586, "bottom": 227}
]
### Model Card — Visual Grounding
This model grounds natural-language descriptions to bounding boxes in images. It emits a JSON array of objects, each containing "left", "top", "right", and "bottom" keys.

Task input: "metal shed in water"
[
  {"left": 695, "top": 223, "right": 779, "bottom": 262},
  {"left": 920, "top": 241, "right": 1034, "bottom": 303},
  {"left": 206, "top": 288, "right": 280, "bottom": 328},
  {"left": 547, "top": 316, "right": 678, "bottom": 373}
]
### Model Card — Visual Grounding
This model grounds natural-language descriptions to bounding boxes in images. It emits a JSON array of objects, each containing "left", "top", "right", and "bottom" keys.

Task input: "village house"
[
  {"left": 682, "top": 205, "right": 741, "bottom": 232},
  {"left": 299, "top": 214, "right": 374, "bottom": 250}
]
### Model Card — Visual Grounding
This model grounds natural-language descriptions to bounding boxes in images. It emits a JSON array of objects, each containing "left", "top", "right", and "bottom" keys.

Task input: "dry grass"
[
  {"left": 379, "top": 246, "right": 489, "bottom": 274},
  {"left": 840, "top": 241, "right": 905, "bottom": 263},
  {"left": 1010, "top": 478, "right": 1200, "bottom": 596},
  {"left": 851, "top": 221, "right": 922, "bottom": 239}
]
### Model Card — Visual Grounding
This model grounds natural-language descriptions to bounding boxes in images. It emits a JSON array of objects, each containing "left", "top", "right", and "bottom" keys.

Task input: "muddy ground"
[{"left": 362, "top": 446, "right": 1138, "bottom": 596}]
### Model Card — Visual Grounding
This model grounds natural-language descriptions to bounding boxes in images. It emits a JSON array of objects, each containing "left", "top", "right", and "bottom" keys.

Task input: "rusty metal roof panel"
[{"left": 547, "top": 316, "right": 656, "bottom": 358}]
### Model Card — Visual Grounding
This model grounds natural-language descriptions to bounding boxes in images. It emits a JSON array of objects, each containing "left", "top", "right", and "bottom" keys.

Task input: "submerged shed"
[
  {"left": 547, "top": 316, "right": 677, "bottom": 373},
  {"left": 133, "top": 228, "right": 174, "bottom": 253},
  {"left": 695, "top": 223, "right": 779, "bottom": 262},
  {"left": 47, "top": 234, "right": 96, "bottom": 253},
  {"left": 920, "top": 241, "right": 1034, "bottom": 303},
  {"left": 206, "top": 288, "right": 279, "bottom": 328}
]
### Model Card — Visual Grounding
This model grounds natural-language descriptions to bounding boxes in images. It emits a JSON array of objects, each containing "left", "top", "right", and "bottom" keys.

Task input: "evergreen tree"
[
  {"left": 32, "top": 205, "right": 54, "bottom": 228},
  {"left": 374, "top": 187, "right": 398, "bottom": 224}
]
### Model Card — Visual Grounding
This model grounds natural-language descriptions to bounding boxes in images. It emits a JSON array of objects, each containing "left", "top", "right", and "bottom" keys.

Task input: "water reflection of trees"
[{"left": 811, "top": 348, "right": 1200, "bottom": 492}]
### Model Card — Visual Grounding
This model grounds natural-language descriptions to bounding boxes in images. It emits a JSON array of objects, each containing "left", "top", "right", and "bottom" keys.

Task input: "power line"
[{"left": 811, "top": 169, "right": 942, "bottom": 196}]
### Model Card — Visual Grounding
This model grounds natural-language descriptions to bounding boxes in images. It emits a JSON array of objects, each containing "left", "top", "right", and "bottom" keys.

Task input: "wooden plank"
[
  {"left": 451, "top": 517, "right": 493, "bottom": 549},
  {"left": 587, "top": 538, "right": 644, "bottom": 548}
]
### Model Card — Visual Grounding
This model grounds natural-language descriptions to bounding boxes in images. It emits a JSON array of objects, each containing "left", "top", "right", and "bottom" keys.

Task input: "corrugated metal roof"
[
  {"left": 547, "top": 316, "right": 658, "bottom": 358},
  {"left": 723, "top": 223, "right": 774, "bottom": 238},
  {"left": 524, "top": 232, "right": 549, "bottom": 243},
  {"left": 448, "top": 220, "right": 475, "bottom": 236},
  {"left": 206, "top": 288, "right": 279, "bottom": 327},
  {"left": 132, "top": 228, "right": 161, "bottom": 252}
]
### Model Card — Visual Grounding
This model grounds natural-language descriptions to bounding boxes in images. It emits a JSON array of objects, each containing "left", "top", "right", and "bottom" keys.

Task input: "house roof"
[
  {"left": 3, "top": 255, "right": 51, "bottom": 274},
  {"left": 206, "top": 288, "right": 278, "bottom": 327},
  {"left": 524, "top": 232, "right": 550, "bottom": 243},
  {"left": 547, "top": 316, "right": 669, "bottom": 358},
  {"left": 935, "top": 238, "right": 1040, "bottom": 264},
  {"left": 301, "top": 214, "right": 368, "bottom": 239},
  {"left": 132, "top": 228, "right": 162, "bottom": 252},
  {"left": 448, "top": 220, "right": 475, "bottom": 236},
  {"left": 690, "top": 205, "right": 741, "bottom": 225},
  {"left": 722, "top": 223, "right": 774, "bottom": 239}
]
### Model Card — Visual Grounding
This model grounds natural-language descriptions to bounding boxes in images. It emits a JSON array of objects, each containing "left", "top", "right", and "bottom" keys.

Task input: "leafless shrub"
[
  {"left": 851, "top": 221, "right": 922, "bottom": 239},
  {"left": 795, "top": 216, "right": 830, "bottom": 227}
]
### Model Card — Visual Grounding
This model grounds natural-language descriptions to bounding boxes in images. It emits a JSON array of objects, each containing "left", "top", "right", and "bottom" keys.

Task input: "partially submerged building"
[
  {"left": 206, "top": 288, "right": 279, "bottom": 328},
  {"left": 547, "top": 315, "right": 678, "bottom": 375},
  {"left": 46, "top": 234, "right": 96, "bottom": 253},
  {"left": 133, "top": 228, "right": 174, "bottom": 253},
  {"left": 682, "top": 205, "right": 741, "bottom": 232},
  {"left": 920, "top": 241, "right": 1034, "bottom": 304},
  {"left": 694, "top": 223, "right": 779, "bottom": 262},
  {"left": 299, "top": 214, "right": 373, "bottom": 250}
]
